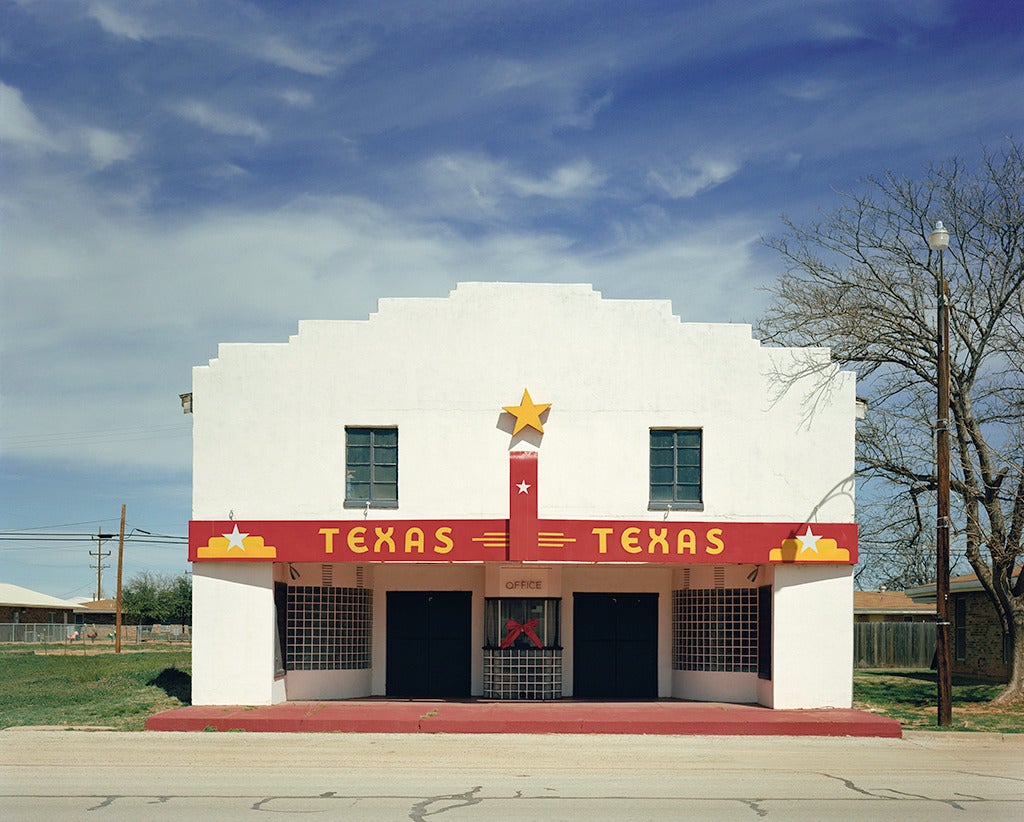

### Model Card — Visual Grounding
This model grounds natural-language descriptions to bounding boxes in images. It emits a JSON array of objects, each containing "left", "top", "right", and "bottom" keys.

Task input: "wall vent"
[
  {"left": 714, "top": 566, "right": 725, "bottom": 590},
  {"left": 321, "top": 564, "right": 333, "bottom": 587},
  {"left": 355, "top": 566, "right": 364, "bottom": 589},
  {"left": 681, "top": 567, "right": 691, "bottom": 590}
]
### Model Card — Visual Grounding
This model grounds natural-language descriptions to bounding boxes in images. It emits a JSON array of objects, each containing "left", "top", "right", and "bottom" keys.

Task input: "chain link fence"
[{"left": 0, "top": 623, "right": 191, "bottom": 645}]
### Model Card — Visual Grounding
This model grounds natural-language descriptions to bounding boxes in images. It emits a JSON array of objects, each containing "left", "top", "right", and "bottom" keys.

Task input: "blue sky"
[{"left": 2, "top": 0, "right": 1022, "bottom": 598}]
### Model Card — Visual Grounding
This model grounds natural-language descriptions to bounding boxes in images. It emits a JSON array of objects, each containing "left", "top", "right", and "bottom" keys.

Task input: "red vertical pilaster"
[{"left": 509, "top": 451, "right": 538, "bottom": 561}]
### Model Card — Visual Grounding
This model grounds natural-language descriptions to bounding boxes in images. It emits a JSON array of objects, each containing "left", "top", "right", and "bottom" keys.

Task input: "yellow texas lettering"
[
  {"left": 319, "top": 527, "right": 340, "bottom": 554},
  {"left": 405, "top": 527, "right": 425, "bottom": 553},
  {"left": 347, "top": 526, "right": 368, "bottom": 553},
  {"left": 592, "top": 527, "right": 614, "bottom": 553},
  {"left": 647, "top": 528, "right": 669, "bottom": 554},
  {"left": 373, "top": 527, "right": 396, "bottom": 553},
  {"left": 433, "top": 526, "right": 454, "bottom": 554},
  {"left": 592, "top": 526, "right": 727, "bottom": 556}
]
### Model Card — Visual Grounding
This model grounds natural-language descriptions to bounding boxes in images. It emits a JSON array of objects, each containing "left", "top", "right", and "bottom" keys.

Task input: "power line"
[
  {"left": 0, "top": 534, "right": 187, "bottom": 543},
  {"left": 1, "top": 423, "right": 191, "bottom": 451}
]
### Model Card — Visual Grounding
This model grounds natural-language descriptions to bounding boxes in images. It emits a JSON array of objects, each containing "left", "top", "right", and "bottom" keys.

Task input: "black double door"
[
  {"left": 574, "top": 592, "right": 658, "bottom": 698},
  {"left": 386, "top": 591, "right": 471, "bottom": 698}
]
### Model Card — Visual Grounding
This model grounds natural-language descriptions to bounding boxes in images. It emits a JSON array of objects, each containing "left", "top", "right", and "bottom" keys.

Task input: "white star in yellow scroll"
[{"left": 503, "top": 389, "right": 551, "bottom": 435}]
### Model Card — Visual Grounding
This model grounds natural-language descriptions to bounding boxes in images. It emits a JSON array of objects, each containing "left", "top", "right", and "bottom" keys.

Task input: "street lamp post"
[{"left": 928, "top": 219, "right": 952, "bottom": 727}]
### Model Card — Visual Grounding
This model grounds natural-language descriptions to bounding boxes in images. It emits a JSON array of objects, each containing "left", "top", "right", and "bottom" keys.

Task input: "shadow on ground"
[{"left": 149, "top": 667, "right": 192, "bottom": 705}]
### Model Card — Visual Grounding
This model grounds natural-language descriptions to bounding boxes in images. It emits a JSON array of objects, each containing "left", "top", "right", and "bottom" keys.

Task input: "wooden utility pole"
[
  {"left": 89, "top": 528, "right": 112, "bottom": 600},
  {"left": 115, "top": 505, "right": 126, "bottom": 653},
  {"left": 936, "top": 272, "right": 953, "bottom": 726},
  {"left": 929, "top": 220, "right": 953, "bottom": 727}
]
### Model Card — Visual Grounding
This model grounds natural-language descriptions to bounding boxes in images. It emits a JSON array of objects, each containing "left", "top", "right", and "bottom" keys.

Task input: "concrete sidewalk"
[{"left": 146, "top": 699, "right": 902, "bottom": 736}]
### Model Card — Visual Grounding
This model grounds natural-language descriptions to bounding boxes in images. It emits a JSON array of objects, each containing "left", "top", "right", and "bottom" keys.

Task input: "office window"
[
  {"left": 650, "top": 429, "right": 702, "bottom": 508},
  {"left": 345, "top": 427, "right": 398, "bottom": 508},
  {"left": 485, "top": 599, "right": 561, "bottom": 649}
]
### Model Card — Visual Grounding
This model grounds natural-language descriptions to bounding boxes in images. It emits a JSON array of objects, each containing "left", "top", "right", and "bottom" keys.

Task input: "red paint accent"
[
  {"left": 189, "top": 518, "right": 857, "bottom": 564},
  {"left": 500, "top": 618, "right": 543, "bottom": 649},
  {"left": 509, "top": 451, "right": 538, "bottom": 560},
  {"left": 514, "top": 520, "right": 858, "bottom": 564},
  {"left": 146, "top": 701, "right": 900, "bottom": 737},
  {"left": 188, "top": 519, "right": 508, "bottom": 563}
]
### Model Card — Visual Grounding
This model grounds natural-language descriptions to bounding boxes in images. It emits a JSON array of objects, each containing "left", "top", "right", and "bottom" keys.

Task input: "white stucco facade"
[{"left": 190, "top": 282, "right": 857, "bottom": 708}]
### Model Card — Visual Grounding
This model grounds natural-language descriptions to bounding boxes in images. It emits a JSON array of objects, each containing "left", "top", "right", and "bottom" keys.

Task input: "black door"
[
  {"left": 386, "top": 591, "right": 472, "bottom": 697},
  {"left": 574, "top": 592, "right": 658, "bottom": 698}
]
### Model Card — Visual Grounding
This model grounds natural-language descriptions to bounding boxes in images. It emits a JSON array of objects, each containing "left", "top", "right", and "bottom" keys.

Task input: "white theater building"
[{"left": 189, "top": 283, "right": 858, "bottom": 709}]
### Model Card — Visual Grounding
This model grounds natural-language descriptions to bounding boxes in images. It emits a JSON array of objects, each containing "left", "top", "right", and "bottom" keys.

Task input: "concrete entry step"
[{"left": 146, "top": 700, "right": 902, "bottom": 737}]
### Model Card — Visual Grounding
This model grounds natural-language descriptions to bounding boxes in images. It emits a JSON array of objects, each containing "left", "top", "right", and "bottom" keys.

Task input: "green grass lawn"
[
  {"left": 854, "top": 669, "right": 1024, "bottom": 732},
  {"left": 1, "top": 650, "right": 1020, "bottom": 733},
  {"left": 0, "top": 646, "right": 191, "bottom": 731}
]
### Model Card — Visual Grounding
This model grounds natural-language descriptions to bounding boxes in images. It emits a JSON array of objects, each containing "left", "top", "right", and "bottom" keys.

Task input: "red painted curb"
[{"left": 145, "top": 702, "right": 902, "bottom": 737}]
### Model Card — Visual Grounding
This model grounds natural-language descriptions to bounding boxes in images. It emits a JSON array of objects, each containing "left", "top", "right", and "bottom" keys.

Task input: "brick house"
[
  {"left": 0, "top": 583, "right": 81, "bottom": 625},
  {"left": 906, "top": 569, "right": 1020, "bottom": 682}
]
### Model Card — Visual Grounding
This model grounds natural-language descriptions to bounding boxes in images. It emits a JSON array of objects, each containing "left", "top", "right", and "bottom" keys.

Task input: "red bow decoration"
[{"left": 501, "top": 618, "right": 542, "bottom": 649}]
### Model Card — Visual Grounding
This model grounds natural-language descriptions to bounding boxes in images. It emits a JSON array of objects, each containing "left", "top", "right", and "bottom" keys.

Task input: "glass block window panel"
[
  {"left": 285, "top": 586, "right": 372, "bottom": 671},
  {"left": 485, "top": 599, "right": 560, "bottom": 649},
  {"left": 345, "top": 427, "right": 398, "bottom": 508},
  {"left": 650, "top": 429, "right": 702, "bottom": 506},
  {"left": 483, "top": 648, "right": 563, "bottom": 699},
  {"left": 673, "top": 588, "right": 757, "bottom": 673}
]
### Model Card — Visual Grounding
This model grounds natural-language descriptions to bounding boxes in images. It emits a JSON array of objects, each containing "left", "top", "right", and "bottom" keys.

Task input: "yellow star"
[{"left": 503, "top": 389, "right": 551, "bottom": 435}]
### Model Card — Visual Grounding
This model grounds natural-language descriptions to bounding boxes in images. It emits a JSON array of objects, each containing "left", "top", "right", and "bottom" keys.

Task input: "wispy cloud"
[
  {"left": 88, "top": 2, "right": 149, "bottom": 41},
  {"left": 777, "top": 77, "right": 837, "bottom": 102},
  {"left": 254, "top": 37, "right": 342, "bottom": 77},
  {"left": 81, "top": 127, "right": 136, "bottom": 168},
  {"left": 278, "top": 88, "right": 315, "bottom": 108},
  {"left": 0, "top": 82, "right": 58, "bottom": 153},
  {"left": 173, "top": 101, "right": 267, "bottom": 140},
  {"left": 88, "top": 1, "right": 355, "bottom": 75},
  {"left": 1, "top": 83, "right": 136, "bottom": 168},
  {"left": 418, "top": 154, "right": 607, "bottom": 219},
  {"left": 647, "top": 157, "right": 742, "bottom": 200},
  {"left": 556, "top": 90, "right": 614, "bottom": 130}
]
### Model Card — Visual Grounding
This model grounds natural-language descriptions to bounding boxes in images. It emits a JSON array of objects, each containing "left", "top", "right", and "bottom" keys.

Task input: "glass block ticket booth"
[
  {"left": 484, "top": 597, "right": 561, "bottom": 699},
  {"left": 188, "top": 283, "right": 859, "bottom": 709}
]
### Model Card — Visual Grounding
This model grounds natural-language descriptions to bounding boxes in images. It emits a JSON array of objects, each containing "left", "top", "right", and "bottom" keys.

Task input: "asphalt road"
[{"left": 1, "top": 729, "right": 1021, "bottom": 820}]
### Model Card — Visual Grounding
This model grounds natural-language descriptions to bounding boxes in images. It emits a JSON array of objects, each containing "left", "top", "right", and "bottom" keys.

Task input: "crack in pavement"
[
  {"left": 409, "top": 786, "right": 483, "bottom": 821},
  {"left": 252, "top": 794, "right": 339, "bottom": 812},
  {"left": 87, "top": 795, "right": 120, "bottom": 811},
  {"left": 959, "top": 770, "right": 1024, "bottom": 784},
  {"left": 883, "top": 789, "right": 966, "bottom": 810},
  {"left": 737, "top": 798, "right": 769, "bottom": 817},
  {"left": 823, "top": 773, "right": 988, "bottom": 811},
  {"left": 820, "top": 773, "right": 890, "bottom": 799}
]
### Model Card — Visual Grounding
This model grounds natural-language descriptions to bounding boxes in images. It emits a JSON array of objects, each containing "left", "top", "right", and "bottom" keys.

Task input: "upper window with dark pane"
[
  {"left": 650, "top": 428, "right": 702, "bottom": 507},
  {"left": 345, "top": 427, "right": 398, "bottom": 508}
]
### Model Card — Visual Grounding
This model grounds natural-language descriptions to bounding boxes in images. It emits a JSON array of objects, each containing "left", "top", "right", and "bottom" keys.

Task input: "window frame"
[
  {"left": 953, "top": 596, "right": 967, "bottom": 662},
  {"left": 484, "top": 598, "right": 562, "bottom": 650},
  {"left": 649, "top": 427, "right": 704, "bottom": 511},
  {"left": 344, "top": 426, "right": 399, "bottom": 509}
]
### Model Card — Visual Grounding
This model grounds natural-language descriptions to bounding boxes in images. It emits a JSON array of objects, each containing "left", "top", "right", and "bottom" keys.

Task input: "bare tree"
[{"left": 757, "top": 141, "right": 1024, "bottom": 704}]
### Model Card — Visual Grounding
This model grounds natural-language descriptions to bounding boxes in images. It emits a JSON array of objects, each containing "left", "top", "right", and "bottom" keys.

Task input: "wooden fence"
[{"left": 854, "top": 622, "right": 936, "bottom": 669}]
